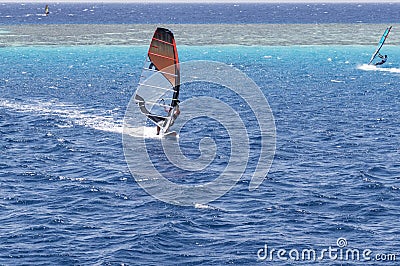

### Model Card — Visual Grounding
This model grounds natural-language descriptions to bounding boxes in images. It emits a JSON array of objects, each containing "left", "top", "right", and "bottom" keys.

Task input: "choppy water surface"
[
  {"left": 1, "top": 3, "right": 400, "bottom": 266},
  {"left": 1, "top": 3, "right": 400, "bottom": 25},
  {"left": 1, "top": 43, "right": 400, "bottom": 265}
]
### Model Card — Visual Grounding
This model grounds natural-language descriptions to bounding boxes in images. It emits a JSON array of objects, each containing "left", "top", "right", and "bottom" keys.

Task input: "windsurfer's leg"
[{"left": 156, "top": 126, "right": 160, "bottom": 135}]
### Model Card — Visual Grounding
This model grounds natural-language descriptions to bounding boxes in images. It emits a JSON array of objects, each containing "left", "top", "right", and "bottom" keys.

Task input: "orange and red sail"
[{"left": 135, "top": 27, "right": 180, "bottom": 129}]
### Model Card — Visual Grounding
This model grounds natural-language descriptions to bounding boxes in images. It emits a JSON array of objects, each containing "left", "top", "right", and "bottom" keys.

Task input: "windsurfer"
[
  {"left": 375, "top": 53, "right": 387, "bottom": 66},
  {"left": 136, "top": 27, "right": 180, "bottom": 136}
]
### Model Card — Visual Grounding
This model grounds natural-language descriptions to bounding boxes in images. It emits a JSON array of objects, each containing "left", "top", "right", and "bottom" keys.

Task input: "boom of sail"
[
  {"left": 368, "top": 26, "right": 392, "bottom": 65},
  {"left": 135, "top": 27, "right": 180, "bottom": 134}
]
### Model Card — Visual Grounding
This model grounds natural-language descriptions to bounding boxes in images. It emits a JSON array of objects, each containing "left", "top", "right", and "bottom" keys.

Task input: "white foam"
[
  {"left": 123, "top": 126, "right": 161, "bottom": 139},
  {"left": 330, "top": 79, "right": 344, "bottom": 83},
  {"left": 358, "top": 64, "right": 400, "bottom": 73},
  {"left": 194, "top": 203, "right": 218, "bottom": 210},
  {"left": 123, "top": 126, "right": 179, "bottom": 139},
  {"left": 0, "top": 99, "right": 123, "bottom": 134},
  {"left": 0, "top": 99, "right": 180, "bottom": 139}
]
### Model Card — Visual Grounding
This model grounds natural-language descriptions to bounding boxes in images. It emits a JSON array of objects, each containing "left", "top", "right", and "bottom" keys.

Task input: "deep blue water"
[
  {"left": 1, "top": 44, "right": 400, "bottom": 265},
  {"left": 1, "top": 3, "right": 400, "bottom": 24}
]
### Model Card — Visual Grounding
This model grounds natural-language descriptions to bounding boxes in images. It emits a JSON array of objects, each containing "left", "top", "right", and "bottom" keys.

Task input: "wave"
[
  {"left": 0, "top": 98, "right": 123, "bottom": 134},
  {"left": 357, "top": 64, "right": 400, "bottom": 73},
  {"left": 0, "top": 98, "right": 173, "bottom": 139},
  {"left": 123, "top": 125, "right": 180, "bottom": 139},
  {"left": 194, "top": 203, "right": 221, "bottom": 210}
]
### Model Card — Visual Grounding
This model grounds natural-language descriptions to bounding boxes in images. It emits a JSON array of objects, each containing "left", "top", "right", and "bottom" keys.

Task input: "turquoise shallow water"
[{"left": 1, "top": 44, "right": 400, "bottom": 264}]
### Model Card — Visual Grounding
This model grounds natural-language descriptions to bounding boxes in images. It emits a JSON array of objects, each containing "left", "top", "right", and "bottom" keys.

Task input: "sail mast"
[
  {"left": 368, "top": 26, "right": 392, "bottom": 65},
  {"left": 135, "top": 27, "right": 180, "bottom": 134}
]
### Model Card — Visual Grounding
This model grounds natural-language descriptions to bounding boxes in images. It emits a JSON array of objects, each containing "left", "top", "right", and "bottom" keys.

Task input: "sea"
[{"left": 1, "top": 2, "right": 400, "bottom": 265}]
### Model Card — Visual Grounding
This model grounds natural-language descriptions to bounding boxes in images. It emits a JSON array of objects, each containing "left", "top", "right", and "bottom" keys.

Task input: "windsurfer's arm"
[{"left": 172, "top": 106, "right": 180, "bottom": 119}]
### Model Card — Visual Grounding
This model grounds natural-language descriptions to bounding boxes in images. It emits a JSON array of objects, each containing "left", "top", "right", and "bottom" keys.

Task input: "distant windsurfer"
[{"left": 375, "top": 53, "right": 387, "bottom": 66}]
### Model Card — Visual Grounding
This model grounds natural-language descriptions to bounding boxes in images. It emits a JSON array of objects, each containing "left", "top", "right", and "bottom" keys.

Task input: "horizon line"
[{"left": 1, "top": 0, "right": 400, "bottom": 3}]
